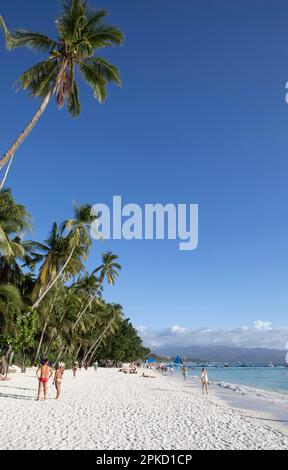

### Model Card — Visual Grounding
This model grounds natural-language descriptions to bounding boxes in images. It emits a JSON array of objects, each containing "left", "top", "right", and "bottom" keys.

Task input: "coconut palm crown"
[
  {"left": 3, "top": 0, "right": 123, "bottom": 113},
  {"left": 0, "top": 0, "right": 124, "bottom": 171}
]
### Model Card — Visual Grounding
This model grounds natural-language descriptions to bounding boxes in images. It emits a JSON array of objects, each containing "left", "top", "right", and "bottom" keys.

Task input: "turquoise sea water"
[{"left": 173, "top": 366, "right": 288, "bottom": 395}]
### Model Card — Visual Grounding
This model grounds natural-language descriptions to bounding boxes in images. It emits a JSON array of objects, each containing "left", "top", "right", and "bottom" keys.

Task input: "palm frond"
[
  {"left": 0, "top": 15, "right": 11, "bottom": 46},
  {"left": 79, "top": 60, "right": 107, "bottom": 102},
  {"left": 85, "top": 9, "right": 107, "bottom": 29},
  {"left": 9, "top": 240, "right": 25, "bottom": 258},
  {"left": 86, "top": 57, "right": 121, "bottom": 84},
  {"left": 0, "top": 284, "right": 22, "bottom": 312},
  {"left": 57, "top": 0, "right": 87, "bottom": 41},
  {"left": 0, "top": 226, "right": 14, "bottom": 257},
  {"left": 77, "top": 24, "right": 124, "bottom": 50},
  {"left": 67, "top": 80, "right": 81, "bottom": 117},
  {"left": 7, "top": 30, "right": 58, "bottom": 52},
  {"left": 19, "top": 59, "right": 59, "bottom": 97}
]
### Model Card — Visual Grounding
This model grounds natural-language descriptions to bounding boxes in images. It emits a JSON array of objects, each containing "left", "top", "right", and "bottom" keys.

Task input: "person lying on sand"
[
  {"left": 36, "top": 359, "right": 53, "bottom": 401},
  {"left": 141, "top": 372, "right": 156, "bottom": 378},
  {"left": 119, "top": 366, "right": 138, "bottom": 374},
  {"left": 53, "top": 364, "right": 65, "bottom": 400},
  {"left": 119, "top": 367, "right": 132, "bottom": 372}
]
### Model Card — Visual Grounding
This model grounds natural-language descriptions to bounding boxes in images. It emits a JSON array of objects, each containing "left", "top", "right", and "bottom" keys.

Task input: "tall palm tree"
[
  {"left": 0, "top": 284, "right": 22, "bottom": 375},
  {"left": 0, "top": 189, "right": 32, "bottom": 278},
  {"left": 72, "top": 251, "right": 121, "bottom": 329},
  {"left": 84, "top": 303, "right": 123, "bottom": 364},
  {"left": 32, "top": 203, "right": 95, "bottom": 309},
  {"left": 31, "top": 205, "right": 95, "bottom": 359},
  {"left": 0, "top": 0, "right": 123, "bottom": 183},
  {"left": 0, "top": 237, "right": 36, "bottom": 285},
  {"left": 71, "top": 272, "right": 103, "bottom": 325},
  {"left": 32, "top": 222, "right": 85, "bottom": 297}
]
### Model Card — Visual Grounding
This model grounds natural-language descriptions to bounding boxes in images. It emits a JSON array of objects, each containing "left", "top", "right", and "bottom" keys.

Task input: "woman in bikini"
[
  {"left": 201, "top": 368, "right": 209, "bottom": 395},
  {"left": 53, "top": 364, "right": 65, "bottom": 400},
  {"left": 36, "top": 359, "right": 52, "bottom": 401}
]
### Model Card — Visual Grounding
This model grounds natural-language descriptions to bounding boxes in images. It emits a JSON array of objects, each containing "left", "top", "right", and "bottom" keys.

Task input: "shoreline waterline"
[{"left": 160, "top": 366, "right": 288, "bottom": 430}]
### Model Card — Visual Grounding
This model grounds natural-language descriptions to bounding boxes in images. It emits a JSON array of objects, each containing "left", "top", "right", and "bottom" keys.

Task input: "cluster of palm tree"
[
  {"left": 0, "top": 2, "right": 149, "bottom": 373},
  {"left": 0, "top": 188, "right": 132, "bottom": 374}
]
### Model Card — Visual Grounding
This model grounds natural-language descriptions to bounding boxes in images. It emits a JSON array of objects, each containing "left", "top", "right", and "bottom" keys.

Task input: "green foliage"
[
  {"left": 14, "top": 309, "right": 37, "bottom": 354},
  {"left": 96, "top": 319, "right": 150, "bottom": 362},
  {"left": 0, "top": 190, "right": 147, "bottom": 368},
  {"left": 0, "top": 284, "right": 22, "bottom": 350},
  {"left": 1, "top": 0, "right": 124, "bottom": 116}
]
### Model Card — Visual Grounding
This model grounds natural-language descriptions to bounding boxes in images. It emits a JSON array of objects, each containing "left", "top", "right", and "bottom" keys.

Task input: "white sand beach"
[{"left": 0, "top": 367, "right": 288, "bottom": 450}]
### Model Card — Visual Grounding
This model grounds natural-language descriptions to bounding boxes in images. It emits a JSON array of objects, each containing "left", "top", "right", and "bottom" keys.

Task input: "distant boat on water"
[{"left": 173, "top": 355, "right": 183, "bottom": 365}]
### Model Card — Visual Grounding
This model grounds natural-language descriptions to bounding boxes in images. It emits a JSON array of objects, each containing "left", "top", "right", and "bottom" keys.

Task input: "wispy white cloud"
[
  {"left": 137, "top": 321, "right": 288, "bottom": 351},
  {"left": 170, "top": 325, "right": 188, "bottom": 335},
  {"left": 254, "top": 320, "right": 273, "bottom": 331}
]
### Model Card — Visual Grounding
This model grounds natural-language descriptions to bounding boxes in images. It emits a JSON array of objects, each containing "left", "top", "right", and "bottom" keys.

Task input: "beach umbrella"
[{"left": 146, "top": 357, "right": 157, "bottom": 364}]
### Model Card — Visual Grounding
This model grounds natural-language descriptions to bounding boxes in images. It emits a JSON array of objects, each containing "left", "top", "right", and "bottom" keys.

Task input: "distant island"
[{"left": 152, "top": 345, "right": 287, "bottom": 365}]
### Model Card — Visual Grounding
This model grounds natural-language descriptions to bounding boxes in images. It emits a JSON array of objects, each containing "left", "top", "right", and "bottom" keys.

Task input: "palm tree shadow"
[
  {"left": 0, "top": 391, "right": 35, "bottom": 401},
  {"left": 0, "top": 385, "right": 35, "bottom": 391}
]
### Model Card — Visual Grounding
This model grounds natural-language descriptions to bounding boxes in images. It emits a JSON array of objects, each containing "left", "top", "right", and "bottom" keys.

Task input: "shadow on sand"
[
  {"left": 0, "top": 391, "right": 36, "bottom": 401},
  {"left": 0, "top": 385, "right": 35, "bottom": 391}
]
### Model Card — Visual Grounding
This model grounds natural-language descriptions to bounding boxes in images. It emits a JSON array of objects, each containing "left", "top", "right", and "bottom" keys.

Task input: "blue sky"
[{"left": 1, "top": 0, "right": 288, "bottom": 338}]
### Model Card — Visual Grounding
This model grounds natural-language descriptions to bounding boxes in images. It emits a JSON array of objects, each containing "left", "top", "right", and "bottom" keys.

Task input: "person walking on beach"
[
  {"left": 201, "top": 368, "right": 209, "bottom": 395},
  {"left": 72, "top": 362, "right": 78, "bottom": 378},
  {"left": 93, "top": 361, "right": 98, "bottom": 372},
  {"left": 36, "top": 359, "right": 52, "bottom": 401},
  {"left": 53, "top": 364, "right": 65, "bottom": 400},
  {"left": 181, "top": 366, "right": 188, "bottom": 381}
]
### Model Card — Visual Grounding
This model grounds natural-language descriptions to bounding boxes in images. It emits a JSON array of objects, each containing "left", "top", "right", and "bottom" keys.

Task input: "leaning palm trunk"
[
  {"left": 83, "top": 317, "right": 114, "bottom": 363},
  {"left": 86, "top": 329, "right": 109, "bottom": 365},
  {"left": 72, "top": 283, "right": 102, "bottom": 330},
  {"left": 0, "top": 153, "right": 14, "bottom": 191},
  {"left": 87, "top": 340, "right": 102, "bottom": 365},
  {"left": 0, "top": 90, "right": 53, "bottom": 172},
  {"left": 32, "top": 243, "right": 76, "bottom": 310},
  {"left": 34, "top": 318, "right": 49, "bottom": 364},
  {"left": 0, "top": 355, "right": 7, "bottom": 376},
  {"left": 33, "top": 278, "right": 64, "bottom": 362},
  {"left": 44, "top": 310, "right": 68, "bottom": 357},
  {"left": 75, "top": 344, "right": 82, "bottom": 359},
  {"left": 43, "top": 334, "right": 54, "bottom": 358},
  {"left": 5, "top": 345, "right": 12, "bottom": 377},
  {"left": 53, "top": 344, "right": 65, "bottom": 367}
]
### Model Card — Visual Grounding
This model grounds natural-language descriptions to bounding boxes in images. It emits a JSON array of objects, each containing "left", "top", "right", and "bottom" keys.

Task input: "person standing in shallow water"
[
  {"left": 201, "top": 368, "right": 209, "bottom": 395},
  {"left": 36, "top": 359, "right": 52, "bottom": 401},
  {"left": 181, "top": 366, "right": 188, "bottom": 381}
]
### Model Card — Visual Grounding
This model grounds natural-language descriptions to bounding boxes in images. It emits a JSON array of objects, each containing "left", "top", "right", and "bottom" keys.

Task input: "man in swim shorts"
[{"left": 36, "top": 358, "right": 52, "bottom": 401}]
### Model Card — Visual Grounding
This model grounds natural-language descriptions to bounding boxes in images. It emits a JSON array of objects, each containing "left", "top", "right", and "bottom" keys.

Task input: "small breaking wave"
[{"left": 215, "top": 381, "right": 288, "bottom": 408}]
